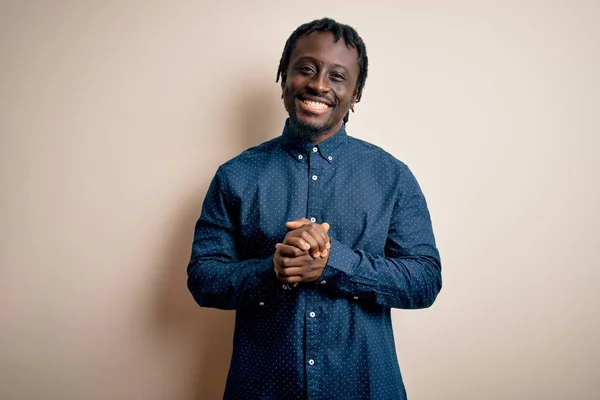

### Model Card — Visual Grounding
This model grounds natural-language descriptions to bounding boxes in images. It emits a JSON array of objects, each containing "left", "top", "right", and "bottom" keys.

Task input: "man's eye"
[
  {"left": 331, "top": 73, "right": 345, "bottom": 81},
  {"left": 298, "top": 66, "right": 314, "bottom": 73}
]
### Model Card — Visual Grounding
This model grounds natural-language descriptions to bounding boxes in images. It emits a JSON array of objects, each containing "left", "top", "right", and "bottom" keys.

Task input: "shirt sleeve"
[
  {"left": 187, "top": 167, "right": 282, "bottom": 310},
  {"left": 317, "top": 167, "right": 442, "bottom": 309}
]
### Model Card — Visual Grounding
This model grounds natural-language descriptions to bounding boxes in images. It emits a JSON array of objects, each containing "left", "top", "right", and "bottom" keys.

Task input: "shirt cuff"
[
  {"left": 316, "top": 238, "right": 359, "bottom": 286},
  {"left": 316, "top": 239, "right": 381, "bottom": 301},
  {"left": 245, "top": 256, "right": 287, "bottom": 308},
  {"left": 325, "top": 238, "right": 360, "bottom": 275}
]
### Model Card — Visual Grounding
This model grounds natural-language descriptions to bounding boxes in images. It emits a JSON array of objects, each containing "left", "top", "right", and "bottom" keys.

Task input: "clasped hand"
[{"left": 273, "top": 218, "right": 330, "bottom": 284}]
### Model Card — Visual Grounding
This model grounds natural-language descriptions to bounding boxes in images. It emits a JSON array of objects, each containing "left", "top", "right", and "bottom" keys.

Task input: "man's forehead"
[{"left": 290, "top": 31, "right": 359, "bottom": 67}]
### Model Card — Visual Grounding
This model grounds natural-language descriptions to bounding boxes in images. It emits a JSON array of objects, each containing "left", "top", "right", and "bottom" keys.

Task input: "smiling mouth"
[
  {"left": 301, "top": 99, "right": 330, "bottom": 109},
  {"left": 297, "top": 98, "right": 333, "bottom": 115}
]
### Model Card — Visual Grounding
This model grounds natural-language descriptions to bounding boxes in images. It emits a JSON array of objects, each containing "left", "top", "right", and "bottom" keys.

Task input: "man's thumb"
[{"left": 285, "top": 219, "right": 306, "bottom": 229}]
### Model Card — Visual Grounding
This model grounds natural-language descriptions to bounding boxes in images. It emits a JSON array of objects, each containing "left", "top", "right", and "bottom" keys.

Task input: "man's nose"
[{"left": 307, "top": 72, "right": 330, "bottom": 93}]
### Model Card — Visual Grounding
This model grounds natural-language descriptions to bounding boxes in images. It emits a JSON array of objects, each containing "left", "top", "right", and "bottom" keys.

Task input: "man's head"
[{"left": 276, "top": 18, "right": 369, "bottom": 142}]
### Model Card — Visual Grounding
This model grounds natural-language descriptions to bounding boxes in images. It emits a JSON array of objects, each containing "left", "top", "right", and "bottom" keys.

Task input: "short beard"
[{"left": 288, "top": 114, "right": 330, "bottom": 142}]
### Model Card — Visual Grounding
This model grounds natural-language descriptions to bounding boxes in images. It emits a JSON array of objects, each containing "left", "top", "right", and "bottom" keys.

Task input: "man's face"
[{"left": 282, "top": 31, "right": 359, "bottom": 141}]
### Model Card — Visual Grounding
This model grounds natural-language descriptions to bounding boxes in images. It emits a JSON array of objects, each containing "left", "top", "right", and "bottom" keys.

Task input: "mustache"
[{"left": 295, "top": 90, "right": 336, "bottom": 106}]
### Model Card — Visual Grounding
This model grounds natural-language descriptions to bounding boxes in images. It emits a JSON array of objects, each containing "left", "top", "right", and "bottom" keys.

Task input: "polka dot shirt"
[{"left": 188, "top": 119, "right": 442, "bottom": 399}]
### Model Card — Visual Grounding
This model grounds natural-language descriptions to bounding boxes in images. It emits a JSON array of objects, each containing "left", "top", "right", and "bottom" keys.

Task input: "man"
[{"left": 187, "top": 17, "right": 442, "bottom": 400}]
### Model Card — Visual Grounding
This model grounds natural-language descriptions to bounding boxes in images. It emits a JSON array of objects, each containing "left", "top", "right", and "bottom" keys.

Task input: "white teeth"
[{"left": 302, "top": 100, "right": 329, "bottom": 109}]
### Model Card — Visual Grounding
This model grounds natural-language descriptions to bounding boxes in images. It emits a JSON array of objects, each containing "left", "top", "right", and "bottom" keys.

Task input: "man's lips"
[{"left": 296, "top": 97, "right": 334, "bottom": 115}]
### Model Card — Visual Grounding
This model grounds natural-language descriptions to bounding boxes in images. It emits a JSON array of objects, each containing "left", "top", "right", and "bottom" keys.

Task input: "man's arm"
[
  {"left": 276, "top": 170, "right": 442, "bottom": 310},
  {"left": 187, "top": 167, "right": 282, "bottom": 310},
  {"left": 319, "top": 169, "right": 441, "bottom": 309}
]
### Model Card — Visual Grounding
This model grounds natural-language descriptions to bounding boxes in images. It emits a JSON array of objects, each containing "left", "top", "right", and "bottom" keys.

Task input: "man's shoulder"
[
  {"left": 219, "top": 136, "right": 283, "bottom": 171},
  {"left": 346, "top": 135, "right": 410, "bottom": 171}
]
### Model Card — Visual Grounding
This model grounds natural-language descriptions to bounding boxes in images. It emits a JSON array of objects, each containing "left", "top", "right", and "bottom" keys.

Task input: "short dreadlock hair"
[{"left": 276, "top": 17, "right": 369, "bottom": 123}]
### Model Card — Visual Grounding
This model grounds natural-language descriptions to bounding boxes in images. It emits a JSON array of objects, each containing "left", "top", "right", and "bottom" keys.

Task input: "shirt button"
[
  {"left": 312, "top": 175, "right": 318, "bottom": 181},
  {"left": 309, "top": 312, "right": 316, "bottom": 318},
  {"left": 353, "top": 296, "right": 359, "bottom": 300},
  {"left": 259, "top": 302, "right": 265, "bottom": 306},
  {"left": 310, "top": 217, "right": 316, "bottom": 223},
  {"left": 312, "top": 147, "right": 318, "bottom": 152},
  {"left": 298, "top": 154, "right": 303, "bottom": 160},
  {"left": 308, "top": 359, "right": 315, "bottom": 365},
  {"left": 328, "top": 156, "right": 333, "bottom": 161},
  {"left": 293, "top": 282, "right": 299, "bottom": 287},
  {"left": 282, "top": 284, "right": 288, "bottom": 290},
  {"left": 320, "top": 280, "right": 326, "bottom": 285}
]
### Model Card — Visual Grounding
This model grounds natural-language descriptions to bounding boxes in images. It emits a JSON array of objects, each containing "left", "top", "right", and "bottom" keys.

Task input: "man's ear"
[
  {"left": 280, "top": 73, "right": 287, "bottom": 88},
  {"left": 350, "top": 92, "right": 358, "bottom": 112}
]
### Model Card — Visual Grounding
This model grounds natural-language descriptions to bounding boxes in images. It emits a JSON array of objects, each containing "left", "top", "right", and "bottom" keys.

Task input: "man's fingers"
[
  {"left": 281, "top": 237, "right": 311, "bottom": 252},
  {"left": 277, "top": 253, "right": 314, "bottom": 268},
  {"left": 283, "top": 219, "right": 331, "bottom": 258},
  {"left": 298, "top": 231, "right": 320, "bottom": 256},
  {"left": 285, "top": 218, "right": 311, "bottom": 229},
  {"left": 277, "top": 240, "right": 328, "bottom": 259},
  {"left": 274, "top": 265, "right": 303, "bottom": 283},
  {"left": 285, "top": 221, "right": 303, "bottom": 229},
  {"left": 275, "top": 266, "right": 305, "bottom": 277},
  {"left": 275, "top": 243, "right": 307, "bottom": 257},
  {"left": 305, "top": 224, "right": 328, "bottom": 255},
  {"left": 274, "top": 255, "right": 297, "bottom": 276},
  {"left": 286, "top": 219, "right": 330, "bottom": 231}
]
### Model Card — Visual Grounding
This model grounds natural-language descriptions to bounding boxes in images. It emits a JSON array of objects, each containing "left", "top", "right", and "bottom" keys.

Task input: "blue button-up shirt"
[{"left": 188, "top": 120, "right": 442, "bottom": 400}]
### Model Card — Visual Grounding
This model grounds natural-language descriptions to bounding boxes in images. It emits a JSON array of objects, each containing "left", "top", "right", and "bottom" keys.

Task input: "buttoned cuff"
[
  {"left": 316, "top": 239, "right": 381, "bottom": 303},
  {"left": 246, "top": 256, "right": 288, "bottom": 308},
  {"left": 315, "top": 238, "right": 358, "bottom": 287},
  {"left": 325, "top": 238, "right": 359, "bottom": 275}
]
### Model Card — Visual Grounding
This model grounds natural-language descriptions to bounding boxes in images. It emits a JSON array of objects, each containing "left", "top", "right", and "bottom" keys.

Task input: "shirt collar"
[{"left": 281, "top": 118, "right": 348, "bottom": 164}]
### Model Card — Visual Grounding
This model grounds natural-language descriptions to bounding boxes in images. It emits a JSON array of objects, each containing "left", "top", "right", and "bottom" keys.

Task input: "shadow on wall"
[{"left": 151, "top": 80, "right": 283, "bottom": 400}]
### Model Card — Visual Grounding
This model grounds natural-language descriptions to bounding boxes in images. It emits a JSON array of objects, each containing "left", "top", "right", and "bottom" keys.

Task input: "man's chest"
[{"left": 233, "top": 165, "right": 397, "bottom": 259}]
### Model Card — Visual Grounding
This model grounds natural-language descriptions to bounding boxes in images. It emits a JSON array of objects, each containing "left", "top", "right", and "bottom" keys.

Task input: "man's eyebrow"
[{"left": 293, "top": 56, "right": 350, "bottom": 72}]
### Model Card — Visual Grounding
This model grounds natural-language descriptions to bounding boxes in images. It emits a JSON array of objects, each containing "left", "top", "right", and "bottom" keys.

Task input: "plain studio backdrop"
[{"left": 1, "top": 1, "right": 598, "bottom": 399}]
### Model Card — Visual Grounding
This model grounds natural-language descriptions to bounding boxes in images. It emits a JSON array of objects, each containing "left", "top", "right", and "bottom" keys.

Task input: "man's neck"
[
  {"left": 288, "top": 120, "right": 343, "bottom": 145},
  {"left": 310, "top": 129, "right": 338, "bottom": 145}
]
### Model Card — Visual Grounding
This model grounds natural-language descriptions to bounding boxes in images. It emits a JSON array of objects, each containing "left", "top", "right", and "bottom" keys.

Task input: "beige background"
[{"left": 1, "top": 1, "right": 599, "bottom": 399}]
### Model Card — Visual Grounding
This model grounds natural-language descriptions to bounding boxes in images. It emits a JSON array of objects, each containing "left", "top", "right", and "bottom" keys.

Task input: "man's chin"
[{"left": 288, "top": 114, "right": 329, "bottom": 142}]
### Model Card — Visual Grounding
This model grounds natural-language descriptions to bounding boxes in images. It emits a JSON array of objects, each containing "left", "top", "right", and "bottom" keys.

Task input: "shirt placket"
[{"left": 305, "top": 145, "right": 323, "bottom": 399}]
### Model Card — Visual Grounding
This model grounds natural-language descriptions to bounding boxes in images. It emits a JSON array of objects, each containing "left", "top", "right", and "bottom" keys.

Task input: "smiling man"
[
  {"left": 187, "top": 18, "right": 442, "bottom": 400},
  {"left": 280, "top": 28, "right": 359, "bottom": 144}
]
